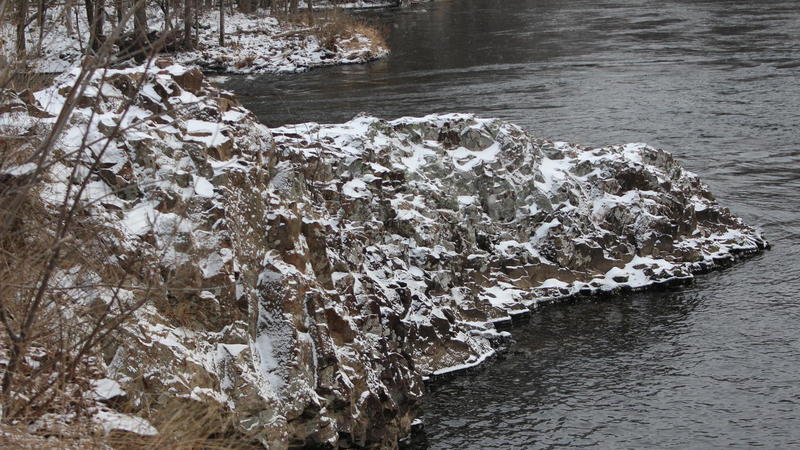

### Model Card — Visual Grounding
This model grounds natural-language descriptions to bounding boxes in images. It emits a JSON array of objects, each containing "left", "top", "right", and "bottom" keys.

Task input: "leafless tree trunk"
[
  {"left": 88, "top": 0, "right": 106, "bottom": 51},
  {"left": 161, "top": 0, "right": 171, "bottom": 31},
  {"left": 183, "top": 0, "right": 194, "bottom": 49},
  {"left": 73, "top": 4, "right": 84, "bottom": 51},
  {"left": 36, "top": 0, "right": 45, "bottom": 54},
  {"left": 218, "top": 0, "right": 225, "bottom": 47},
  {"left": 133, "top": 0, "right": 149, "bottom": 61},
  {"left": 64, "top": 0, "right": 74, "bottom": 35},
  {"left": 85, "top": 0, "right": 95, "bottom": 45},
  {"left": 15, "top": 0, "right": 27, "bottom": 57},
  {"left": 116, "top": 0, "right": 123, "bottom": 25}
]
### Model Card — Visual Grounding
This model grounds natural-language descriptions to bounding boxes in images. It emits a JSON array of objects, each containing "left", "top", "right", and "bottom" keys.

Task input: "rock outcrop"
[{"left": 1, "top": 64, "right": 766, "bottom": 447}]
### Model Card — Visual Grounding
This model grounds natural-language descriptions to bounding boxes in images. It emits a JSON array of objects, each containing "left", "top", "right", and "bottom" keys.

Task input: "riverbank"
[
  {"left": 0, "top": 61, "right": 766, "bottom": 447},
  {"left": 1, "top": 6, "right": 387, "bottom": 74},
  {"left": 174, "top": 10, "right": 387, "bottom": 74}
]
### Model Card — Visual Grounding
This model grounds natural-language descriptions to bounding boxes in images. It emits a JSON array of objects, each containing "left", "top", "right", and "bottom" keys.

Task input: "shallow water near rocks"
[{"left": 222, "top": 0, "right": 800, "bottom": 446}]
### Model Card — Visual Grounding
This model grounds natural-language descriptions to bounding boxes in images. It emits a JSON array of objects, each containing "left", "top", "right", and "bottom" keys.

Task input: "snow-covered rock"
[{"left": 1, "top": 63, "right": 766, "bottom": 448}]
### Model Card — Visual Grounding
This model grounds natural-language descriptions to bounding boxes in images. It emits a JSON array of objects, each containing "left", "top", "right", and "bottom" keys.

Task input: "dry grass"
[
  {"left": 0, "top": 3, "right": 164, "bottom": 437},
  {"left": 282, "top": 8, "right": 388, "bottom": 53},
  {"left": 0, "top": 399, "right": 256, "bottom": 449},
  {"left": 0, "top": 175, "right": 156, "bottom": 420},
  {"left": 5, "top": 73, "right": 56, "bottom": 92},
  {"left": 0, "top": 423, "right": 97, "bottom": 449},
  {"left": 106, "top": 399, "right": 258, "bottom": 449}
]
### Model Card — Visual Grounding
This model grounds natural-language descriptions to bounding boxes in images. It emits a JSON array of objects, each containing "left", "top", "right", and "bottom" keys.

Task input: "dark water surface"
[{"left": 221, "top": 0, "right": 800, "bottom": 447}]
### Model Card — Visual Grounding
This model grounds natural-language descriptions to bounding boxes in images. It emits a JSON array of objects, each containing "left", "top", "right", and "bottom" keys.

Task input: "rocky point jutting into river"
[{"left": 0, "top": 62, "right": 766, "bottom": 447}]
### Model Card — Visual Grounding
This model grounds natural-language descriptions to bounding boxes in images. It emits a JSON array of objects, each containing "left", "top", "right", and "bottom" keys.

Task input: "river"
[{"left": 220, "top": 0, "right": 800, "bottom": 447}]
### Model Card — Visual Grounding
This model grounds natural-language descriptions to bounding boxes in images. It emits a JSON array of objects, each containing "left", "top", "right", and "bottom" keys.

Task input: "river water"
[{"left": 221, "top": 0, "right": 800, "bottom": 447}]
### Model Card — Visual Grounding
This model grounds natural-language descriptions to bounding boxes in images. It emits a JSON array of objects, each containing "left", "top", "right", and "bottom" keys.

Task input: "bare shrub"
[
  {"left": 0, "top": 71, "right": 161, "bottom": 424},
  {"left": 0, "top": 1, "right": 174, "bottom": 436}
]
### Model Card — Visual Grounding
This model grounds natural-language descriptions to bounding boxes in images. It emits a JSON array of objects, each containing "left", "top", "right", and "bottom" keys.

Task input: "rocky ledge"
[{"left": 0, "top": 64, "right": 766, "bottom": 447}]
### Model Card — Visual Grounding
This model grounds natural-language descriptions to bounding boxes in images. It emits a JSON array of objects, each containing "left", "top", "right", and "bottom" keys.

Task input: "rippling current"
[{"left": 221, "top": 0, "right": 800, "bottom": 446}]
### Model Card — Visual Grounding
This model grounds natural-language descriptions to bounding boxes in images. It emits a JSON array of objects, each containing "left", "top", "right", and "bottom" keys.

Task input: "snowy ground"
[
  {"left": 174, "top": 11, "right": 388, "bottom": 74},
  {"left": 1, "top": 8, "right": 388, "bottom": 74}
]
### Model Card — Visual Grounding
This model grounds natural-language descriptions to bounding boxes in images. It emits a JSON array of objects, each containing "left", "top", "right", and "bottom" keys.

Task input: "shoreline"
[
  {"left": 170, "top": 10, "right": 389, "bottom": 74},
  {"left": 2, "top": 7, "right": 390, "bottom": 75},
  {"left": 408, "top": 241, "right": 767, "bottom": 446},
  {"left": 423, "top": 239, "right": 767, "bottom": 384}
]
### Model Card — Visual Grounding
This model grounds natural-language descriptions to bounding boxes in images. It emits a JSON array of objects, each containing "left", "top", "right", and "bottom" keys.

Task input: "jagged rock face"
[
  {"left": 271, "top": 114, "right": 766, "bottom": 319},
  {"left": 26, "top": 63, "right": 424, "bottom": 448},
  {"left": 7, "top": 65, "right": 765, "bottom": 448}
]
